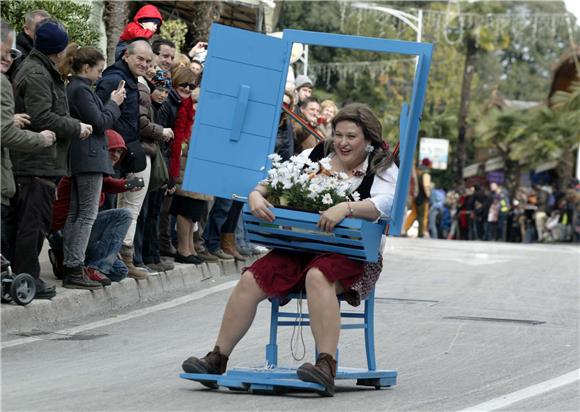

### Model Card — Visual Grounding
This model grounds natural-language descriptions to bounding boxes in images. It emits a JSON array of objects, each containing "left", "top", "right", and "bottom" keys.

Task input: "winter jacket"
[
  {"left": 96, "top": 59, "right": 140, "bottom": 145},
  {"left": 67, "top": 76, "right": 121, "bottom": 176},
  {"left": 119, "top": 5, "right": 163, "bottom": 42},
  {"left": 155, "top": 88, "right": 181, "bottom": 157},
  {"left": 6, "top": 32, "right": 33, "bottom": 81},
  {"left": 275, "top": 115, "right": 295, "bottom": 161},
  {"left": 138, "top": 79, "right": 164, "bottom": 145},
  {"left": 11, "top": 49, "right": 81, "bottom": 177},
  {"left": 0, "top": 74, "right": 46, "bottom": 205}
]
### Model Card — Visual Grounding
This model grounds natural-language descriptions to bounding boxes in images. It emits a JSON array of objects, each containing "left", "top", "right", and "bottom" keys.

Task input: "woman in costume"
[{"left": 182, "top": 103, "right": 398, "bottom": 396}]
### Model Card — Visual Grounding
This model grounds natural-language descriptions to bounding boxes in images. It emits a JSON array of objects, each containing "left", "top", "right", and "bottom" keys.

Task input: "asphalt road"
[{"left": 2, "top": 238, "right": 579, "bottom": 411}]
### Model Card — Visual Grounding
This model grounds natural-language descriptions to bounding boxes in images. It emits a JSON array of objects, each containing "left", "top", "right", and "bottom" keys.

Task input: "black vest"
[{"left": 307, "top": 143, "right": 376, "bottom": 200}]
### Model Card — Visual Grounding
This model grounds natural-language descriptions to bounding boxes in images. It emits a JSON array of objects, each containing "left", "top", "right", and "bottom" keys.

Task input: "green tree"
[{"left": 1, "top": 0, "right": 100, "bottom": 47}]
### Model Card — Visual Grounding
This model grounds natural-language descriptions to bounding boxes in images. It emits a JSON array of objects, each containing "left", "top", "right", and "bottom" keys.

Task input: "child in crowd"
[{"left": 115, "top": 4, "right": 163, "bottom": 60}]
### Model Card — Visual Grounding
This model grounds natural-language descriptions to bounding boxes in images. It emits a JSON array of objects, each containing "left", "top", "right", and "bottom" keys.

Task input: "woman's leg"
[
  {"left": 176, "top": 214, "right": 193, "bottom": 256},
  {"left": 215, "top": 270, "right": 268, "bottom": 356},
  {"left": 304, "top": 267, "right": 342, "bottom": 355}
]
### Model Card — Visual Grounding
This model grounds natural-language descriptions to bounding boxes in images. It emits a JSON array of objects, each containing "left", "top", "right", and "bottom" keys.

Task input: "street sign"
[{"left": 419, "top": 137, "right": 449, "bottom": 170}]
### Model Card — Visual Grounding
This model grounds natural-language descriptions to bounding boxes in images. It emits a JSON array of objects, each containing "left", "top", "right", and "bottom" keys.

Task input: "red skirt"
[{"left": 244, "top": 249, "right": 365, "bottom": 298}]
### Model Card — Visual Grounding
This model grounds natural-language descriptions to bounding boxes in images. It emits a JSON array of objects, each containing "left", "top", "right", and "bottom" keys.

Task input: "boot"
[
  {"left": 120, "top": 245, "right": 148, "bottom": 280},
  {"left": 63, "top": 265, "right": 102, "bottom": 290},
  {"left": 182, "top": 346, "right": 229, "bottom": 389},
  {"left": 296, "top": 353, "right": 337, "bottom": 396},
  {"left": 220, "top": 233, "right": 247, "bottom": 261}
]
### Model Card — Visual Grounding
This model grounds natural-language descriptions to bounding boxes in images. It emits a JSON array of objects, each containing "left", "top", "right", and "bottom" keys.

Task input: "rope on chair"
[{"left": 290, "top": 290, "right": 306, "bottom": 361}]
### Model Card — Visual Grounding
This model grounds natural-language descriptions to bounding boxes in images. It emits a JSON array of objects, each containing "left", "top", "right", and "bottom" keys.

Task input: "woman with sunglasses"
[{"left": 166, "top": 66, "right": 208, "bottom": 264}]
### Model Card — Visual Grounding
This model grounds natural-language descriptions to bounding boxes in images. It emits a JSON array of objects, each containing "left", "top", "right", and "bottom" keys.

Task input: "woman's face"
[
  {"left": 83, "top": 60, "right": 105, "bottom": 83},
  {"left": 176, "top": 81, "right": 194, "bottom": 99},
  {"left": 151, "top": 88, "right": 169, "bottom": 104},
  {"left": 322, "top": 106, "right": 336, "bottom": 121},
  {"left": 333, "top": 120, "right": 368, "bottom": 167}
]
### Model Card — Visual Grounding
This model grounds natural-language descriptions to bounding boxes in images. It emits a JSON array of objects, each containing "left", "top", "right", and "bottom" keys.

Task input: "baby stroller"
[{"left": 1, "top": 254, "right": 36, "bottom": 305}]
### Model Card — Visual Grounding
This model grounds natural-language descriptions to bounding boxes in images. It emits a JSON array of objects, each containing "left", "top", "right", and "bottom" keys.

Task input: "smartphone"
[
  {"left": 125, "top": 177, "right": 144, "bottom": 190},
  {"left": 117, "top": 80, "right": 126, "bottom": 91}
]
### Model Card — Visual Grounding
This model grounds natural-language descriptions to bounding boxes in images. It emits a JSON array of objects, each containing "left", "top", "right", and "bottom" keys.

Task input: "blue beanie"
[{"left": 34, "top": 21, "right": 69, "bottom": 55}]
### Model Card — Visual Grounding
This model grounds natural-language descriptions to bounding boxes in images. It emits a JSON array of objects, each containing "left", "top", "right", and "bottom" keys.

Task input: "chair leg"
[
  {"left": 364, "top": 289, "right": 377, "bottom": 371},
  {"left": 266, "top": 298, "right": 279, "bottom": 367}
]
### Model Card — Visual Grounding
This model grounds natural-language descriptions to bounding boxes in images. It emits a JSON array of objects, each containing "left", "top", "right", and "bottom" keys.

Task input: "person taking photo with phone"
[{"left": 59, "top": 44, "right": 126, "bottom": 289}]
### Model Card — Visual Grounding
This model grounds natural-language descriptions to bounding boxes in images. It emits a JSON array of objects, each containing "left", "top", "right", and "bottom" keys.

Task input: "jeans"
[
  {"left": 85, "top": 208, "right": 131, "bottom": 281},
  {"left": 429, "top": 206, "right": 443, "bottom": 239},
  {"left": 63, "top": 173, "right": 103, "bottom": 267},
  {"left": 204, "top": 197, "right": 232, "bottom": 252},
  {"left": 142, "top": 188, "right": 164, "bottom": 264},
  {"left": 4, "top": 177, "right": 55, "bottom": 287},
  {"left": 118, "top": 155, "right": 151, "bottom": 246}
]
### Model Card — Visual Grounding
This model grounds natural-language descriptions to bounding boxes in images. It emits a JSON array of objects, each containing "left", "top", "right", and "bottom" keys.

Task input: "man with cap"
[
  {"left": 294, "top": 74, "right": 314, "bottom": 108},
  {"left": 8, "top": 19, "right": 92, "bottom": 299}
]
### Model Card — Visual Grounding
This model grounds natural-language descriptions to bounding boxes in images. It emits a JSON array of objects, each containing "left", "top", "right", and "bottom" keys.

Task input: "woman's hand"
[
  {"left": 249, "top": 190, "right": 275, "bottom": 223},
  {"left": 318, "top": 203, "right": 349, "bottom": 232}
]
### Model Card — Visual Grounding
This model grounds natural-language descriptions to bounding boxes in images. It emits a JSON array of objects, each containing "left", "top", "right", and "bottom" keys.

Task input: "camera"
[{"left": 125, "top": 177, "right": 145, "bottom": 190}]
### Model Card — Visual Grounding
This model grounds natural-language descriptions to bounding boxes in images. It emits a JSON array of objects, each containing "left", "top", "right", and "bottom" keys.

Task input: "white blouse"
[{"left": 299, "top": 148, "right": 399, "bottom": 222}]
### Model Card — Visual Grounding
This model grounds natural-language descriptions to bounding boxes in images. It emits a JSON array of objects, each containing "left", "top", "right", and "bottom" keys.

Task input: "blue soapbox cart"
[{"left": 180, "top": 23, "right": 432, "bottom": 394}]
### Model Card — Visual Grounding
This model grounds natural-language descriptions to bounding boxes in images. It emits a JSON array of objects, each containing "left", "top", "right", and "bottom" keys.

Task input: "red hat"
[
  {"left": 421, "top": 158, "right": 432, "bottom": 167},
  {"left": 106, "top": 129, "right": 126, "bottom": 152}
]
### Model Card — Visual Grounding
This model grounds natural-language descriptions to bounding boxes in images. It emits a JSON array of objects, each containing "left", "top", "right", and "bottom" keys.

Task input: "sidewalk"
[{"left": 1, "top": 252, "right": 260, "bottom": 335}]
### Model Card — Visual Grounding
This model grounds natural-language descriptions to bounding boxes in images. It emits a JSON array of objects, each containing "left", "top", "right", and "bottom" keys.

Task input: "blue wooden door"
[{"left": 182, "top": 23, "right": 291, "bottom": 200}]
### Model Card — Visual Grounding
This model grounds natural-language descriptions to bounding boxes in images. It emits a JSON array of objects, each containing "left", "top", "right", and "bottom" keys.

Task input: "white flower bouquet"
[{"left": 262, "top": 153, "right": 360, "bottom": 212}]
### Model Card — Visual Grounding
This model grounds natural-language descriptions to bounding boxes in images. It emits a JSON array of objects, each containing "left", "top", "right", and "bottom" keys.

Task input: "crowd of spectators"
[
  {"left": 2, "top": 6, "right": 574, "bottom": 302},
  {"left": 407, "top": 174, "right": 580, "bottom": 244}
]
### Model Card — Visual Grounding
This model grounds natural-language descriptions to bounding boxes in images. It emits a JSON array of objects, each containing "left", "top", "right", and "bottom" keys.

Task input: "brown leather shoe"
[
  {"left": 220, "top": 233, "right": 247, "bottom": 261},
  {"left": 296, "top": 353, "right": 337, "bottom": 396},
  {"left": 182, "top": 346, "right": 229, "bottom": 388}
]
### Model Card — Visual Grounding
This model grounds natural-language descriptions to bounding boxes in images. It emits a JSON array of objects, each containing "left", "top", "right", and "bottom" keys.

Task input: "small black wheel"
[{"left": 11, "top": 273, "right": 36, "bottom": 306}]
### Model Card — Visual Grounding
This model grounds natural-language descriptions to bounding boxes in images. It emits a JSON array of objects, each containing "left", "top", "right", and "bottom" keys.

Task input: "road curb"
[{"left": 1, "top": 256, "right": 258, "bottom": 335}]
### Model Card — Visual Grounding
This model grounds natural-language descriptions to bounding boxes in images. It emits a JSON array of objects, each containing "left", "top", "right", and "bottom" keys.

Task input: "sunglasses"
[
  {"left": 178, "top": 82, "right": 196, "bottom": 90},
  {"left": 9, "top": 49, "right": 22, "bottom": 60}
]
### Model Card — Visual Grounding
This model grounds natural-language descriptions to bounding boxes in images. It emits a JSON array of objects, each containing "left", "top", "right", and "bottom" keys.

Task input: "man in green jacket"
[
  {"left": 1, "top": 20, "right": 55, "bottom": 251},
  {"left": 5, "top": 19, "right": 92, "bottom": 299}
]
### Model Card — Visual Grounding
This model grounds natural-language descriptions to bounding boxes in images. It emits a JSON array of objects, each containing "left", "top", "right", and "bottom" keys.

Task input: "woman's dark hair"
[
  {"left": 327, "top": 103, "right": 394, "bottom": 174},
  {"left": 60, "top": 43, "right": 105, "bottom": 77}
]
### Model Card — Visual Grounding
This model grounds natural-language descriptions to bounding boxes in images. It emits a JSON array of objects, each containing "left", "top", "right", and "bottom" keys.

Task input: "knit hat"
[
  {"left": 34, "top": 20, "right": 69, "bottom": 55},
  {"left": 106, "top": 129, "right": 126, "bottom": 152},
  {"left": 295, "top": 74, "right": 313, "bottom": 90},
  {"left": 152, "top": 69, "right": 172, "bottom": 90},
  {"left": 421, "top": 158, "right": 432, "bottom": 168}
]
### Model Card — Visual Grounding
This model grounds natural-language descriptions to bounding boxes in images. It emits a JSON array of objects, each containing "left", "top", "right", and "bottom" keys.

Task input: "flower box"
[{"left": 243, "top": 205, "right": 387, "bottom": 263}]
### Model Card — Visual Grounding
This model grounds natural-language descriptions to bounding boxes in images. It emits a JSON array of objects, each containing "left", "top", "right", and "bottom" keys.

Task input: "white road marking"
[
  {"left": 1, "top": 280, "right": 238, "bottom": 349},
  {"left": 458, "top": 369, "right": 580, "bottom": 411}
]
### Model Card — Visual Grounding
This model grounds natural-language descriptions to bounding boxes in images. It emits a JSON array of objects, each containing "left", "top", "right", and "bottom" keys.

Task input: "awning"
[
  {"left": 463, "top": 163, "right": 481, "bottom": 178},
  {"left": 484, "top": 156, "right": 505, "bottom": 172},
  {"left": 534, "top": 160, "right": 558, "bottom": 173}
]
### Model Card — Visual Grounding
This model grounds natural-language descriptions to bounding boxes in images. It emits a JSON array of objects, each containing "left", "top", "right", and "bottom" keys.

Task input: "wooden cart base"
[{"left": 180, "top": 366, "right": 397, "bottom": 395}]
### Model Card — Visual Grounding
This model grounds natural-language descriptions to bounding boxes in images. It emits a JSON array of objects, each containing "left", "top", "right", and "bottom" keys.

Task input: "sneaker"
[
  {"left": 35, "top": 284, "right": 57, "bottom": 299},
  {"left": 250, "top": 245, "right": 269, "bottom": 255},
  {"left": 296, "top": 353, "right": 337, "bottom": 396},
  {"left": 197, "top": 250, "right": 219, "bottom": 262},
  {"left": 85, "top": 267, "right": 111, "bottom": 286},
  {"left": 63, "top": 266, "right": 102, "bottom": 290},
  {"left": 182, "top": 345, "right": 229, "bottom": 388},
  {"left": 210, "top": 249, "right": 234, "bottom": 261},
  {"left": 135, "top": 264, "right": 156, "bottom": 274}
]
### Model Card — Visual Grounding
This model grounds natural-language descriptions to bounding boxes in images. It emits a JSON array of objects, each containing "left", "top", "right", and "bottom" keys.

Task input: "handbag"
[
  {"left": 148, "top": 144, "right": 169, "bottom": 193},
  {"left": 122, "top": 140, "right": 147, "bottom": 174}
]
